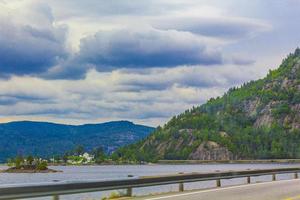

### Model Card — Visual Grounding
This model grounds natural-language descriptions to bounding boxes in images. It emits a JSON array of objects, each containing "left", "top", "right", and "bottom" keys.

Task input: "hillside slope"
[
  {"left": 114, "top": 49, "right": 300, "bottom": 162},
  {"left": 0, "top": 120, "right": 154, "bottom": 162}
]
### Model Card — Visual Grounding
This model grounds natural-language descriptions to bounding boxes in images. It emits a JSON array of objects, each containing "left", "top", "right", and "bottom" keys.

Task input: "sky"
[{"left": 0, "top": 0, "right": 299, "bottom": 126}]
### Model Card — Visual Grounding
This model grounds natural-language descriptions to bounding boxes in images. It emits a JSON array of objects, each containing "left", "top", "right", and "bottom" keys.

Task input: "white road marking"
[{"left": 144, "top": 179, "right": 300, "bottom": 200}]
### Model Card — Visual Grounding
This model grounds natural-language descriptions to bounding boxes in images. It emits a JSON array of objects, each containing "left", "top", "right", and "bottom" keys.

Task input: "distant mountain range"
[
  {"left": 115, "top": 49, "right": 300, "bottom": 162},
  {"left": 0, "top": 120, "right": 154, "bottom": 162}
]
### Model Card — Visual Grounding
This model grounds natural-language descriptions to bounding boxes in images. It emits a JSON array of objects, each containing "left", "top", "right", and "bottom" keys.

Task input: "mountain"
[
  {"left": 114, "top": 49, "right": 300, "bottom": 162},
  {"left": 0, "top": 120, "right": 154, "bottom": 162}
]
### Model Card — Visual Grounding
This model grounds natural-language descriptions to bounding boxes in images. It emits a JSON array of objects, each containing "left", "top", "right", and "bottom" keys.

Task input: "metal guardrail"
[{"left": 0, "top": 167, "right": 299, "bottom": 200}]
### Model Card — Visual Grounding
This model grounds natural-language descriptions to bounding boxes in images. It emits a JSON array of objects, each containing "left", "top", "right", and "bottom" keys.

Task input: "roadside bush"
[{"left": 36, "top": 160, "right": 48, "bottom": 170}]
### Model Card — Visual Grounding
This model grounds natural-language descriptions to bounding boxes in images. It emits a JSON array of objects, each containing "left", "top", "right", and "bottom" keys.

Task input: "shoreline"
[
  {"left": 0, "top": 167, "right": 62, "bottom": 173},
  {"left": 1, "top": 159, "right": 300, "bottom": 167},
  {"left": 157, "top": 159, "right": 300, "bottom": 164}
]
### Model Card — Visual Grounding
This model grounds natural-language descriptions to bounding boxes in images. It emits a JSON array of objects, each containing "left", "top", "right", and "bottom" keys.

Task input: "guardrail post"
[
  {"left": 53, "top": 195, "right": 59, "bottom": 200},
  {"left": 216, "top": 179, "right": 221, "bottom": 187},
  {"left": 247, "top": 176, "right": 251, "bottom": 184},
  {"left": 179, "top": 183, "right": 184, "bottom": 192},
  {"left": 295, "top": 172, "right": 298, "bottom": 179},
  {"left": 126, "top": 174, "right": 133, "bottom": 197},
  {"left": 272, "top": 173, "right": 276, "bottom": 181},
  {"left": 126, "top": 187, "right": 133, "bottom": 197}
]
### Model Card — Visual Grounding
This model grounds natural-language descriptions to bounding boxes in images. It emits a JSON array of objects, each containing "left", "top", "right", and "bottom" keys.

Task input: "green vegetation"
[
  {"left": 113, "top": 48, "right": 300, "bottom": 162},
  {"left": 0, "top": 121, "right": 154, "bottom": 162},
  {"left": 101, "top": 191, "right": 126, "bottom": 200},
  {"left": 92, "top": 147, "right": 108, "bottom": 164},
  {"left": 7, "top": 155, "right": 49, "bottom": 170},
  {"left": 7, "top": 145, "right": 127, "bottom": 166},
  {"left": 50, "top": 145, "right": 107, "bottom": 165}
]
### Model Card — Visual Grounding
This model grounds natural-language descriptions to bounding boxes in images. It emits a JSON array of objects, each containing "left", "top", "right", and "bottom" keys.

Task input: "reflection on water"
[{"left": 0, "top": 163, "right": 299, "bottom": 200}]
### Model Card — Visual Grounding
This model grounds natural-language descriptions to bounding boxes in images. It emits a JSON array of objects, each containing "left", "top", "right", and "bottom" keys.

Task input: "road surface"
[{"left": 135, "top": 179, "right": 300, "bottom": 200}]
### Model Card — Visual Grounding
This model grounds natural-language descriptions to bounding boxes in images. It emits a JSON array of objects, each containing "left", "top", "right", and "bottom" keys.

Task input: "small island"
[{"left": 1, "top": 156, "right": 61, "bottom": 173}]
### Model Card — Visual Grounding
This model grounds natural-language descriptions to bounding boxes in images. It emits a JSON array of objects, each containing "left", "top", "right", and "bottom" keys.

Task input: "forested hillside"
[
  {"left": 114, "top": 49, "right": 300, "bottom": 162},
  {"left": 0, "top": 121, "right": 154, "bottom": 162}
]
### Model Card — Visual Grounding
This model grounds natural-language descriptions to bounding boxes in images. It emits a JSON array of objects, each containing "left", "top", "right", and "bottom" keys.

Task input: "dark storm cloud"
[
  {"left": 0, "top": 3, "right": 68, "bottom": 77},
  {"left": 0, "top": 96, "right": 18, "bottom": 105},
  {"left": 47, "top": 14, "right": 267, "bottom": 79},
  {"left": 0, "top": 1, "right": 269, "bottom": 79},
  {"left": 75, "top": 29, "right": 223, "bottom": 71},
  {"left": 0, "top": 93, "right": 56, "bottom": 106}
]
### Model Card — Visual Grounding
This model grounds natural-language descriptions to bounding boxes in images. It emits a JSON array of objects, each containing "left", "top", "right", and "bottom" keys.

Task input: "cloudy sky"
[{"left": 0, "top": 0, "right": 299, "bottom": 126}]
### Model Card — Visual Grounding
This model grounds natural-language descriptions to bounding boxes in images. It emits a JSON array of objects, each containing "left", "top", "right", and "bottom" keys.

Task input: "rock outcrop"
[{"left": 189, "top": 141, "right": 234, "bottom": 160}]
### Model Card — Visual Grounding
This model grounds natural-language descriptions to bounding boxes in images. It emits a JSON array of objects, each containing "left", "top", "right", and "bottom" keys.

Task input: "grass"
[{"left": 101, "top": 191, "right": 127, "bottom": 200}]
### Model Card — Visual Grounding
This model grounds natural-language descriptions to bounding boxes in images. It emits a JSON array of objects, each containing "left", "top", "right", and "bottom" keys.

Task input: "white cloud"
[
  {"left": 0, "top": 62, "right": 264, "bottom": 126},
  {"left": 0, "top": 0, "right": 297, "bottom": 126}
]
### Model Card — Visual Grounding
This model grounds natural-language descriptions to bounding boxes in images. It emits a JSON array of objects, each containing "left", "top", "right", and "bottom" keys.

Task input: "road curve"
[{"left": 136, "top": 179, "right": 300, "bottom": 200}]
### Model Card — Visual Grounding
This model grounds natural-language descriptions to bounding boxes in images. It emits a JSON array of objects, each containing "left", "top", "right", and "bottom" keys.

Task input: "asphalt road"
[{"left": 135, "top": 179, "right": 300, "bottom": 200}]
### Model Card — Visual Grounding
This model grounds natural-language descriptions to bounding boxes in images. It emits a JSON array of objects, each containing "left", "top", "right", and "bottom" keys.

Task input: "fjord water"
[{"left": 0, "top": 163, "right": 299, "bottom": 200}]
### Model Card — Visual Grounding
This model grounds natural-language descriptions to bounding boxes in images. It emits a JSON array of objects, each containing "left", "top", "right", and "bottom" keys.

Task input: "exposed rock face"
[
  {"left": 243, "top": 98, "right": 260, "bottom": 117},
  {"left": 291, "top": 104, "right": 300, "bottom": 129},
  {"left": 254, "top": 111, "right": 273, "bottom": 128},
  {"left": 189, "top": 141, "right": 234, "bottom": 160}
]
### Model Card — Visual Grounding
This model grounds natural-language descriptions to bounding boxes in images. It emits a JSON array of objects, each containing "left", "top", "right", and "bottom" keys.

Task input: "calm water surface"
[{"left": 0, "top": 163, "right": 299, "bottom": 199}]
